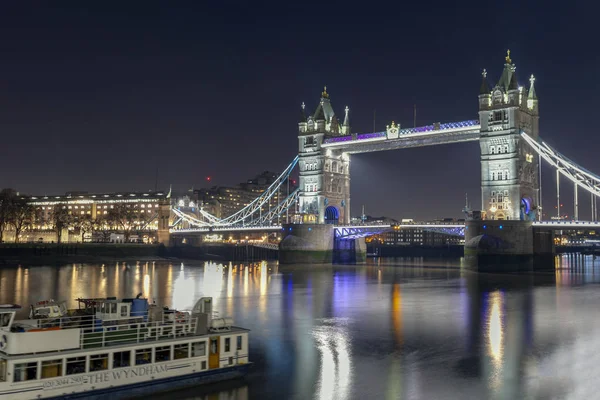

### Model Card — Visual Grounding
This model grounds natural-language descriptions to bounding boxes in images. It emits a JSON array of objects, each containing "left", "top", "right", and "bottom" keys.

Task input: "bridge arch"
[{"left": 324, "top": 206, "right": 339, "bottom": 224}]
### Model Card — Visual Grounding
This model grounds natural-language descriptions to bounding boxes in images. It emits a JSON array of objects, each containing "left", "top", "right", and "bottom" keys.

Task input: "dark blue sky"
[{"left": 0, "top": 2, "right": 597, "bottom": 220}]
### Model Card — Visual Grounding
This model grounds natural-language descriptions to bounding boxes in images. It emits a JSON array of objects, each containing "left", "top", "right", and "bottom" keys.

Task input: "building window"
[
  {"left": 155, "top": 346, "right": 171, "bottom": 362},
  {"left": 504, "top": 190, "right": 508, "bottom": 196},
  {"left": 41, "top": 359, "right": 63, "bottom": 379},
  {"left": 494, "top": 111, "right": 502, "bottom": 121},
  {"left": 14, "top": 362, "right": 37, "bottom": 382},
  {"left": 174, "top": 343, "right": 189, "bottom": 359},
  {"left": 135, "top": 348, "right": 152, "bottom": 365},
  {"left": 225, "top": 338, "right": 230, "bottom": 352},
  {"left": 66, "top": 356, "right": 86, "bottom": 375},
  {"left": 113, "top": 351, "right": 131, "bottom": 368},
  {"left": 490, "top": 146, "right": 495, "bottom": 154},
  {"left": 491, "top": 172, "right": 496, "bottom": 181},
  {"left": 237, "top": 335, "right": 243, "bottom": 350},
  {"left": 192, "top": 341, "right": 206, "bottom": 357},
  {"left": 503, "top": 145, "right": 509, "bottom": 153},
  {"left": 90, "top": 354, "right": 108, "bottom": 371}
]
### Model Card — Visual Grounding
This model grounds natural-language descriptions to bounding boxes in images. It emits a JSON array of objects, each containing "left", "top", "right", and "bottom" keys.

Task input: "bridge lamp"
[
  {"left": 326, "top": 149, "right": 332, "bottom": 157},
  {"left": 342, "top": 153, "right": 349, "bottom": 161},
  {"left": 490, "top": 206, "right": 497, "bottom": 213}
]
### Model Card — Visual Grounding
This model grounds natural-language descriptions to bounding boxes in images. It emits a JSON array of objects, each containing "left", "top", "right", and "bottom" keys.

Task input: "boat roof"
[{"left": 0, "top": 304, "right": 21, "bottom": 310}]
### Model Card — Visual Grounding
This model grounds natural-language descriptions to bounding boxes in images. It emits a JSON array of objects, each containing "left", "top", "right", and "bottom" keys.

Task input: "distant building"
[
  {"left": 382, "top": 229, "right": 462, "bottom": 246},
  {"left": 192, "top": 171, "right": 298, "bottom": 221},
  {"left": 3, "top": 190, "right": 171, "bottom": 243}
]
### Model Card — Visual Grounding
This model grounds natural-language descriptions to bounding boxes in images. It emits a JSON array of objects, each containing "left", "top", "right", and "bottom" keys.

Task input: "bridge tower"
[
  {"left": 478, "top": 51, "right": 540, "bottom": 221},
  {"left": 298, "top": 88, "right": 351, "bottom": 224}
]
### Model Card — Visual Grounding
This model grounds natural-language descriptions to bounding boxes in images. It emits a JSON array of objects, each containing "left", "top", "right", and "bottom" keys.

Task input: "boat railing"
[{"left": 11, "top": 311, "right": 199, "bottom": 350}]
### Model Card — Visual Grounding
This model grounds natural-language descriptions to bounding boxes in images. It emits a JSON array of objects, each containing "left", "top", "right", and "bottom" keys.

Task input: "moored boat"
[{"left": 0, "top": 296, "right": 250, "bottom": 399}]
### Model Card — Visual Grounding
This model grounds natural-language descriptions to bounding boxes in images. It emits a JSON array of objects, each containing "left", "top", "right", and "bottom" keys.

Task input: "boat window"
[
  {"left": 192, "top": 341, "right": 206, "bottom": 357},
  {"left": 237, "top": 335, "right": 243, "bottom": 350},
  {"left": 155, "top": 346, "right": 171, "bottom": 362},
  {"left": 210, "top": 338, "right": 218, "bottom": 354},
  {"left": 229, "top": 357, "right": 233, "bottom": 365},
  {"left": 225, "top": 338, "right": 230, "bottom": 352},
  {"left": 0, "top": 359, "right": 6, "bottom": 381},
  {"left": 201, "top": 360, "right": 207, "bottom": 370},
  {"left": 13, "top": 362, "right": 37, "bottom": 382},
  {"left": 90, "top": 354, "right": 108, "bottom": 371},
  {"left": 174, "top": 343, "right": 189, "bottom": 360},
  {"left": 111, "top": 303, "right": 117, "bottom": 314},
  {"left": 120, "top": 305, "right": 128, "bottom": 317},
  {"left": 0, "top": 313, "right": 11, "bottom": 327},
  {"left": 135, "top": 348, "right": 152, "bottom": 365},
  {"left": 66, "top": 356, "right": 86, "bottom": 375},
  {"left": 41, "top": 359, "right": 63, "bottom": 379},
  {"left": 113, "top": 351, "right": 131, "bottom": 369}
]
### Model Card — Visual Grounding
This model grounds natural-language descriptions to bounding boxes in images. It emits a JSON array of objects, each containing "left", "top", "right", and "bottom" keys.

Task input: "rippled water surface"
[{"left": 2, "top": 255, "right": 600, "bottom": 399}]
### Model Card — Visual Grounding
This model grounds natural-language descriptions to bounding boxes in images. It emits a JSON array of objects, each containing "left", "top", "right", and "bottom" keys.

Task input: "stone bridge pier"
[{"left": 279, "top": 224, "right": 366, "bottom": 264}]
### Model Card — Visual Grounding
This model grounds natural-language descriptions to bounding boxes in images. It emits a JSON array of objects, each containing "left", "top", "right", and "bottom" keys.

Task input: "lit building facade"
[{"left": 17, "top": 191, "right": 171, "bottom": 243}]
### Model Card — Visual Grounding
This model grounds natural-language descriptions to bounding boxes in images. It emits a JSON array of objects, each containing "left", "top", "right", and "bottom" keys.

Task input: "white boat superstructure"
[{"left": 0, "top": 296, "right": 250, "bottom": 400}]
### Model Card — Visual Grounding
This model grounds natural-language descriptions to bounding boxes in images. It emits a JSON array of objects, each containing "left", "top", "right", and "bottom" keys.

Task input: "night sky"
[{"left": 1, "top": 2, "right": 598, "bottom": 221}]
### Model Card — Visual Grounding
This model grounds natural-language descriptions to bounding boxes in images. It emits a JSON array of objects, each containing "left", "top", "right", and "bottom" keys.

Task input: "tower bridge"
[{"left": 170, "top": 51, "right": 600, "bottom": 267}]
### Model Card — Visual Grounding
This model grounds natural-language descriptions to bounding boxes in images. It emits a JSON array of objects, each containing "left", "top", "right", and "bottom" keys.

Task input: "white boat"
[{"left": 0, "top": 296, "right": 250, "bottom": 399}]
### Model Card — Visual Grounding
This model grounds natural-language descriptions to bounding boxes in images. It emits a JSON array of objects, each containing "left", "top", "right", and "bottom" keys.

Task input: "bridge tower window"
[{"left": 490, "top": 145, "right": 496, "bottom": 154}]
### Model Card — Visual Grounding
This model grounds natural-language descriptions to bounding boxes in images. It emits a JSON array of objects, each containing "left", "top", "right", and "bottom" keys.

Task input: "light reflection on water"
[{"left": 2, "top": 255, "right": 600, "bottom": 398}]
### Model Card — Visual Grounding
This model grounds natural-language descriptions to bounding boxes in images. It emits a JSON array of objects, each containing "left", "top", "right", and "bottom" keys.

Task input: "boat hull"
[{"left": 43, "top": 364, "right": 250, "bottom": 400}]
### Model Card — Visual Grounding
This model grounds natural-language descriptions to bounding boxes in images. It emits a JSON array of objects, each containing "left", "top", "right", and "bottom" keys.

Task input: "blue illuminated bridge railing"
[{"left": 323, "top": 119, "right": 480, "bottom": 144}]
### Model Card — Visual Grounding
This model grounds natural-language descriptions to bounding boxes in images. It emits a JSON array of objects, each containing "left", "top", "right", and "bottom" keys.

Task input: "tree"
[
  {"left": 10, "top": 199, "right": 34, "bottom": 243},
  {"left": 93, "top": 218, "right": 112, "bottom": 242},
  {"left": 51, "top": 205, "right": 72, "bottom": 244},
  {"left": 73, "top": 214, "right": 94, "bottom": 242},
  {"left": 0, "top": 190, "right": 16, "bottom": 242},
  {"left": 107, "top": 205, "right": 132, "bottom": 242}
]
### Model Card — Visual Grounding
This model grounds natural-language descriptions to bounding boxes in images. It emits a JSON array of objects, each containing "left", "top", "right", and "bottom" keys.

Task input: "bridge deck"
[{"left": 322, "top": 121, "right": 481, "bottom": 154}]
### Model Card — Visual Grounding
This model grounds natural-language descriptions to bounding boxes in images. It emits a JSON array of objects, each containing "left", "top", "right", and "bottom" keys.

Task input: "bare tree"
[
  {"left": 51, "top": 205, "right": 72, "bottom": 244},
  {"left": 107, "top": 204, "right": 139, "bottom": 242},
  {"left": 73, "top": 214, "right": 94, "bottom": 242},
  {"left": 92, "top": 218, "right": 112, "bottom": 242},
  {"left": 0, "top": 191, "right": 15, "bottom": 242},
  {"left": 10, "top": 199, "right": 34, "bottom": 243}
]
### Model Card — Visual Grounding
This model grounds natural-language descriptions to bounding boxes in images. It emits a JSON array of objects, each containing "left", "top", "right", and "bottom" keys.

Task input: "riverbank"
[
  {"left": 0, "top": 243, "right": 279, "bottom": 266},
  {"left": 0, "top": 243, "right": 167, "bottom": 266}
]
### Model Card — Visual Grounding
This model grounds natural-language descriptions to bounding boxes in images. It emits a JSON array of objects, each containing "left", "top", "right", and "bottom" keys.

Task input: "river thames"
[{"left": 1, "top": 256, "right": 600, "bottom": 399}]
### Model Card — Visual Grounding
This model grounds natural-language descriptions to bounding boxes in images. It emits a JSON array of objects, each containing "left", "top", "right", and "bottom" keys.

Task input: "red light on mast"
[{"left": 206, "top": 176, "right": 211, "bottom": 182}]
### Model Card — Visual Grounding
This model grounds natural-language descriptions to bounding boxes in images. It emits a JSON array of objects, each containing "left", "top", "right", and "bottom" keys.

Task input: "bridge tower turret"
[
  {"left": 297, "top": 88, "right": 351, "bottom": 224},
  {"left": 479, "top": 50, "right": 540, "bottom": 221}
]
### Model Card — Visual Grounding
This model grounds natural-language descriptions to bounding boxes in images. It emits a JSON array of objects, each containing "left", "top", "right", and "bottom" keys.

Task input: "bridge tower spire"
[
  {"left": 297, "top": 87, "right": 351, "bottom": 224},
  {"left": 478, "top": 50, "right": 540, "bottom": 221}
]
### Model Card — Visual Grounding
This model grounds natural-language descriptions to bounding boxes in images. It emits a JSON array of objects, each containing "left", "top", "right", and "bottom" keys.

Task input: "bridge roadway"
[
  {"left": 171, "top": 221, "right": 600, "bottom": 237},
  {"left": 321, "top": 120, "right": 481, "bottom": 154}
]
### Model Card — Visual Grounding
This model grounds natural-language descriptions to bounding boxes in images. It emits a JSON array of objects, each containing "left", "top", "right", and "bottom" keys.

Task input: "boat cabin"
[{"left": 29, "top": 300, "right": 67, "bottom": 319}]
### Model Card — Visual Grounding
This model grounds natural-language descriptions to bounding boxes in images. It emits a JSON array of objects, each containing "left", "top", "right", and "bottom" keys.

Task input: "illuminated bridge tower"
[
  {"left": 298, "top": 87, "right": 351, "bottom": 224},
  {"left": 478, "top": 51, "right": 540, "bottom": 221}
]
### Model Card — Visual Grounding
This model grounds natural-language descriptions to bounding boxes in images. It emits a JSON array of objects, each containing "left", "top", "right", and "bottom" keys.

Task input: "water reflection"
[
  {"left": 3, "top": 257, "right": 600, "bottom": 398},
  {"left": 313, "top": 319, "right": 352, "bottom": 400}
]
